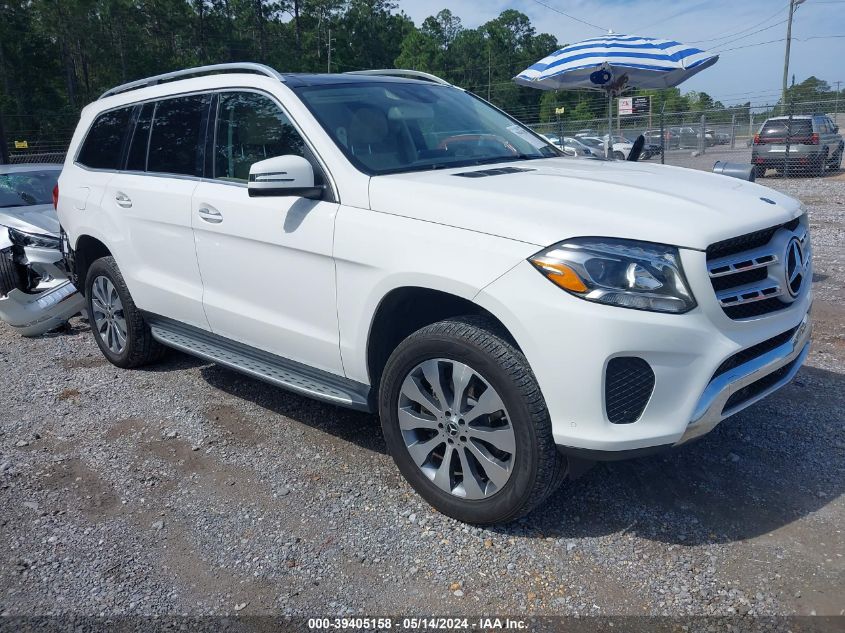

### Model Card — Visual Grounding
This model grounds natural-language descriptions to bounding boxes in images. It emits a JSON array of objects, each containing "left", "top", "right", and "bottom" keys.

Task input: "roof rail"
[
  {"left": 99, "top": 63, "right": 284, "bottom": 100},
  {"left": 344, "top": 69, "right": 451, "bottom": 86}
]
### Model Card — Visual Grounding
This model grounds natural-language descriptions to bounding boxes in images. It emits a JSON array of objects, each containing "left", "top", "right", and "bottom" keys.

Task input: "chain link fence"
[
  {"left": 1, "top": 99, "right": 842, "bottom": 179},
  {"left": 0, "top": 114, "right": 77, "bottom": 165},
  {"left": 524, "top": 98, "right": 844, "bottom": 179}
]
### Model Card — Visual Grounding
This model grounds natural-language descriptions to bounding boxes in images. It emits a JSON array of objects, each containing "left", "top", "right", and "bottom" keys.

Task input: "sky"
[{"left": 396, "top": 0, "right": 845, "bottom": 106}]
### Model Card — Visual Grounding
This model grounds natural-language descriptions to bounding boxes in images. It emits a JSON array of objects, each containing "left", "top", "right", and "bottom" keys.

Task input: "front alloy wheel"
[
  {"left": 379, "top": 316, "right": 567, "bottom": 524},
  {"left": 398, "top": 358, "right": 516, "bottom": 499}
]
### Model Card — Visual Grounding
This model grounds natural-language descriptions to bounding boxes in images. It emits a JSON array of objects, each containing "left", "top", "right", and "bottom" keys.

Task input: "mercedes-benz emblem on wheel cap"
[{"left": 784, "top": 237, "right": 805, "bottom": 298}]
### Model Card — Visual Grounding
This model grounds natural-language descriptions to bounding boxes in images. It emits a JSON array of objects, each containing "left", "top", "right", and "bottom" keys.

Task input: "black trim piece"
[
  {"left": 557, "top": 444, "right": 673, "bottom": 462},
  {"left": 453, "top": 167, "right": 536, "bottom": 178},
  {"left": 143, "top": 313, "right": 372, "bottom": 412},
  {"left": 248, "top": 185, "right": 324, "bottom": 199}
]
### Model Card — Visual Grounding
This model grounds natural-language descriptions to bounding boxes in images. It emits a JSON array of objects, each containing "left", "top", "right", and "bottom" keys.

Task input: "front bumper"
[
  {"left": 0, "top": 231, "right": 85, "bottom": 336},
  {"left": 677, "top": 311, "right": 811, "bottom": 445},
  {"left": 475, "top": 256, "right": 812, "bottom": 455},
  {"left": 0, "top": 279, "right": 84, "bottom": 336}
]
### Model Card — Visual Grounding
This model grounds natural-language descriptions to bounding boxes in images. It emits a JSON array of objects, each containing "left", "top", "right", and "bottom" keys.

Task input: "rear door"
[
  {"left": 104, "top": 94, "right": 212, "bottom": 329},
  {"left": 191, "top": 90, "right": 343, "bottom": 374}
]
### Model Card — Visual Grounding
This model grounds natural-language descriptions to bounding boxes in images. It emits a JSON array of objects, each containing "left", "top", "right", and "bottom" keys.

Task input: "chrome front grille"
[{"left": 706, "top": 217, "right": 810, "bottom": 320}]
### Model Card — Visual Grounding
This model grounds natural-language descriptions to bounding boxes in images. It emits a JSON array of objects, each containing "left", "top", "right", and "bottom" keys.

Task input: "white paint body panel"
[{"left": 191, "top": 181, "right": 343, "bottom": 374}]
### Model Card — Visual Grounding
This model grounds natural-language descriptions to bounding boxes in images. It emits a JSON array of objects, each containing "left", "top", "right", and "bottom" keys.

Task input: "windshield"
[
  {"left": 0, "top": 170, "right": 59, "bottom": 208},
  {"left": 295, "top": 82, "right": 561, "bottom": 175}
]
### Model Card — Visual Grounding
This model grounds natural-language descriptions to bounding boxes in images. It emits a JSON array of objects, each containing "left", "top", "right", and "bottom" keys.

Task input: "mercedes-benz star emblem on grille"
[{"left": 785, "top": 237, "right": 805, "bottom": 298}]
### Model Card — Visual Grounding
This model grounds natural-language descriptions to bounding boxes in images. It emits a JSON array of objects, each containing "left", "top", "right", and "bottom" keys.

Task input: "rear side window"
[
  {"left": 76, "top": 107, "right": 133, "bottom": 170},
  {"left": 147, "top": 94, "right": 210, "bottom": 176},
  {"left": 126, "top": 102, "right": 154, "bottom": 172},
  {"left": 761, "top": 119, "right": 812, "bottom": 139}
]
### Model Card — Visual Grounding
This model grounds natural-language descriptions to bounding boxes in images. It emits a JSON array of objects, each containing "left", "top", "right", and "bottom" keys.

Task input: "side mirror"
[{"left": 248, "top": 155, "right": 323, "bottom": 199}]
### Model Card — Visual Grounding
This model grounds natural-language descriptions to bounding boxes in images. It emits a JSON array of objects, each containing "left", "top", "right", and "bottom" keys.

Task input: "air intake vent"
[
  {"left": 453, "top": 167, "right": 535, "bottom": 178},
  {"left": 605, "top": 357, "right": 655, "bottom": 424}
]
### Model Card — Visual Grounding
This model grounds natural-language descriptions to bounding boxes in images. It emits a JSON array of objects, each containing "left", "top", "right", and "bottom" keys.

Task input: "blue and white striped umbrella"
[{"left": 514, "top": 34, "right": 718, "bottom": 91}]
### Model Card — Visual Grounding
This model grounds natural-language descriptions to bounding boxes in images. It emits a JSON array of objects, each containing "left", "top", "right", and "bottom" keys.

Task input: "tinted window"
[
  {"left": 77, "top": 107, "right": 133, "bottom": 170},
  {"left": 761, "top": 119, "right": 813, "bottom": 138},
  {"left": 214, "top": 92, "right": 306, "bottom": 181},
  {"left": 147, "top": 95, "right": 210, "bottom": 176},
  {"left": 126, "top": 102, "right": 154, "bottom": 171}
]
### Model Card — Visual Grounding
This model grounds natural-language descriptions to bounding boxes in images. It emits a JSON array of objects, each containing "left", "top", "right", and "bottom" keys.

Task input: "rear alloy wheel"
[
  {"left": 613, "top": 151, "right": 625, "bottom": 160},
  {"left": 90, "top": 275, "right": 128, "bottom": 355},
  {"left": 379, "top": 316, "right": 566, "bottom": 524},
  {"left": 85, "top": 256, "right": 165, "bottom": 368}
]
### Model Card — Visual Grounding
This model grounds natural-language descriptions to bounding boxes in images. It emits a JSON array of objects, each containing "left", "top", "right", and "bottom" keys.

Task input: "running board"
[{"left": 147, "top": 316, "right": 372, "bottom": 412}]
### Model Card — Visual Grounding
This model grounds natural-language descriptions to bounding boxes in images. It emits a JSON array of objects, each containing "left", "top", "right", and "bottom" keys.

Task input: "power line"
[
  {"left": 713, "top": 33, "right": 845, "bottom": 54},
  {"left": 688, "top": 4, "right": 789, "bottom": 43},
  {"left": 528, "top": 0, "right": 608, "bottom": 32}
]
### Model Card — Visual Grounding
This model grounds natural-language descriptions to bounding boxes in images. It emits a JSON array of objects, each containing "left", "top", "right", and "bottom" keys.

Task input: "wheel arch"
[
  {"left": 365, "top": 286, "right": 519, "bottom": 390},
  {"left": 73, "top": 234, "right": 112, "bottom": 293}
]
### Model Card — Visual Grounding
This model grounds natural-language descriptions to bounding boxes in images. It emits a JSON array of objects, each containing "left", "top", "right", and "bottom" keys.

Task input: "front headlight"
[
  {"left": 8, "top": 227, "right": 61, "bottom": 250},
  {"left": 529, "top": 238, "right": 696, "bottom": 314}
]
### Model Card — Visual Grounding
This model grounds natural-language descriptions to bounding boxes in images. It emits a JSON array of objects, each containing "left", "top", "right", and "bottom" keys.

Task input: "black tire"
[
  {"left": 613, "top": 151, "right": 625, "bottom": 160},
  {"left": 379, "top": 316, "right": 567, "bottom": 525},
  {"left": 0, "top": 251, "right": 24, "bottom": 296},
  {"left": 753, "top": 165, "right": 766, "bottom": 179},
  {"left": 829, "top": 148, "right": 843, "bottom": 171},
  {"left": 85, "top": 256, "right": 165, "bottom": 368},
  {"left": 814, "top": 151, "right": 827, "bottom": 177}
]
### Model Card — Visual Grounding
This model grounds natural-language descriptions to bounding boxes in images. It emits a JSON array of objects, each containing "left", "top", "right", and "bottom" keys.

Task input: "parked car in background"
[
  {"left": 0, "top": 164, "right": 84, "bottom": 335},
  {"left": 644, "top": 129, "right": 679, "bottom": 150},
  {"left": 581, "top": 135, "right": 635, "bottom": 160},
  {"left": 561, "top": 137, "right": 597, "bottom": 158},
  {"left": 59, "top": 65, "right": 813, "bottom": 524},
  {"left": 573, "top": 129, "right": 598, "bottom": 139},
  {"left": 752, "top": 114, "right": 843, "bottom": 178}
]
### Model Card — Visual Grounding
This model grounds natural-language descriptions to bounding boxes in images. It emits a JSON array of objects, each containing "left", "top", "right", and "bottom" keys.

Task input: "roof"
[{"left": 0, "top": 163, "right": 63, "bottom": 174}]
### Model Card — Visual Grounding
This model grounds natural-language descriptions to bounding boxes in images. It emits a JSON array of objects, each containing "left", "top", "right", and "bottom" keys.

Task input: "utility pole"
[
  {"left": 835, "top": 80, "right": 842, "bottom": 128},
  {"left": 487, "top": 45, "right": 492, "bottom": 101},
  {"left": 327, "top": 28, "right": 333, "bottom": 73},
  {"left": 782, "top": 0, "right": 806, "bottom": 108}
]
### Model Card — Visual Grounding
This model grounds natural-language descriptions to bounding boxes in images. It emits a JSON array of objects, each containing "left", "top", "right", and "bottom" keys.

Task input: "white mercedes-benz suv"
[{"left": 58, "top": 64, "right": 812, "bottom": 524}]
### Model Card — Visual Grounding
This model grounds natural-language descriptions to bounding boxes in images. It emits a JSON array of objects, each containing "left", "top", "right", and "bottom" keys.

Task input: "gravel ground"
[{"left": 1, "top": 169, "right": 843, "bottom": 621}]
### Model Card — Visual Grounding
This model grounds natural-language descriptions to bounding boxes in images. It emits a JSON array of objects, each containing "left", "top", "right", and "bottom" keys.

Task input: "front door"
[{"left": 191, "top": 90, "right": 343, "bottom": 375}]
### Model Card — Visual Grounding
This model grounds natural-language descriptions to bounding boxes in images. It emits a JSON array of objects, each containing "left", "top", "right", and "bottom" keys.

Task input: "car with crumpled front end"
[{"left": 0, "top": 164, "right": 84, "bottom": 335}]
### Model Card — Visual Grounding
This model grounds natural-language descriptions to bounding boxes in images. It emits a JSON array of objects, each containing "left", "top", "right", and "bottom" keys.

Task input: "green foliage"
[{"left": 0, "top": 1, "right": 841, "bottom": 140}]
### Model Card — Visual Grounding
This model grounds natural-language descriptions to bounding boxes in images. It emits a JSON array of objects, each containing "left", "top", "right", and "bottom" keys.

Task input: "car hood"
[
  {"left": 0, "top": 204, "right": 59, "bottom": 237},
  {"left": 368, "top": 158, "right": 802, "bottom": 250}
]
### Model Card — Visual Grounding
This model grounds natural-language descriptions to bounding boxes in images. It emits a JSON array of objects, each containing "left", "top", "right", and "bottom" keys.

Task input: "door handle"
[
  {"left": 115, "top": 192, "right": 132, "bottom": 209},
  {"left": 197, "top": 206, "right": 223, "bottom": 224}
]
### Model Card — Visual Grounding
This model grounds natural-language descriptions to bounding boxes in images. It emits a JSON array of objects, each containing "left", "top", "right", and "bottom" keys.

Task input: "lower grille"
[
  {"left": 723, "top": 356, "right": 800, "bottom": 412},
  {"left": 605, "top": 357, "right": 655, "bottom": 424},
  {"left": 712, "top": 326, "right": 798, "bottom": 379}
]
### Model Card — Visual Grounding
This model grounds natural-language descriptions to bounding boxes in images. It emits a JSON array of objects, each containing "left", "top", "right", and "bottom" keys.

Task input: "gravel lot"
[{"left": 1, "top": 168, "right": 843, "bottom": 621}]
